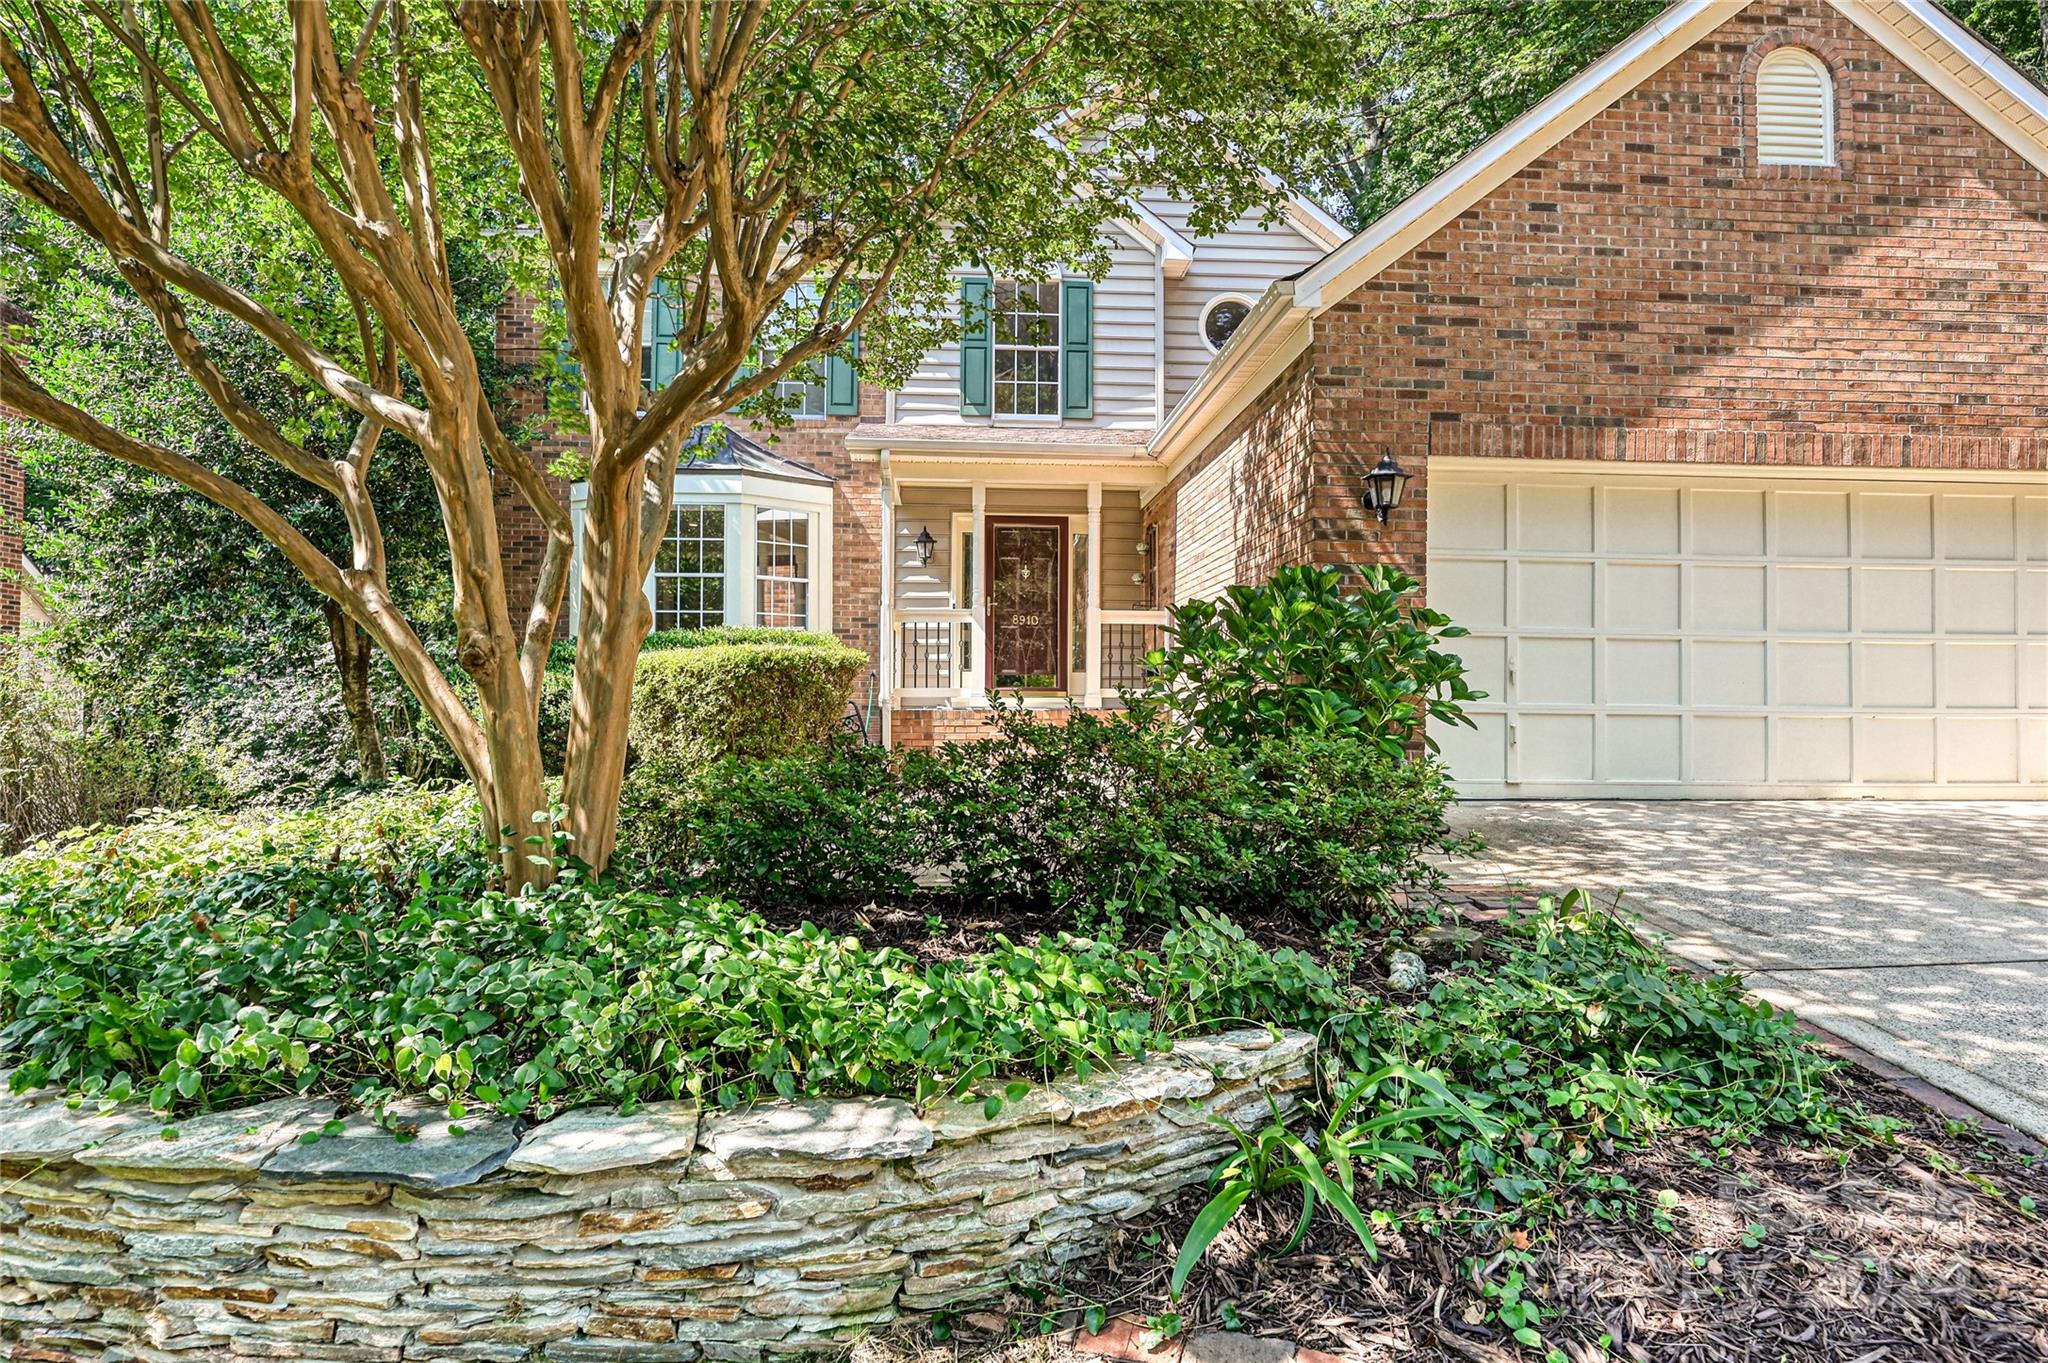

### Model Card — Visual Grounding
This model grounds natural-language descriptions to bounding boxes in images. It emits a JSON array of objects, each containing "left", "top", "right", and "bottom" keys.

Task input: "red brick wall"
[
  {"left": 1141, "top": 349, "right": 1320, "bottom": 608},
  {"left": 1163, "top": 0, "right": 2048, "bottom": 603},
  {"left": 491, "top": 296, "right": 886, "bottom": 685}
]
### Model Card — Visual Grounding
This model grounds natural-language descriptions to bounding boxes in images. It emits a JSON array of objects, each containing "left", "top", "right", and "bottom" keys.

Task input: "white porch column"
[
  {"left": 878, "top": 458, "right": 895, "bottom": 716},
  {"left": 1084, "top": 482, "right": 1103, "bottom": 708},
  {"left": 967, "top": 481, "right": 988, "bottom": 703}
]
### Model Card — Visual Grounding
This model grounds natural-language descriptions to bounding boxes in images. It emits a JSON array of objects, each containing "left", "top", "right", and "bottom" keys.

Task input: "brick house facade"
[
  {"left": 1138, "top": 0, "right": 2046, "bottom": 795},
  {"left": 498, "top": 0, "right": 2045, "bottom": 783},
  {"left": 0, "top": 434, "right": 21, "bottom": 638}
]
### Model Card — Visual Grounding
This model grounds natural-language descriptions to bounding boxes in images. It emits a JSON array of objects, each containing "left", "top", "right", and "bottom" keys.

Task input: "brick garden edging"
[{"left": 0, "top": 1029, "right": 1314, "bottom": 1362}]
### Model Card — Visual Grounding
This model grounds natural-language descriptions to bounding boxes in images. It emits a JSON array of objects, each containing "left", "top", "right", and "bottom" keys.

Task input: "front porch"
[{"left": 873, "top": 457, "right": 1170, "bottom": 744}]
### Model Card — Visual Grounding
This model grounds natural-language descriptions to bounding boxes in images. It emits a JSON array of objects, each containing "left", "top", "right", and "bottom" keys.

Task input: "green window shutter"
[
  {"left": 959, "top": 276, "right": 993, "bottom": 417},
  {"left": 825, "top": 332, "right": 860, "bottom": 415},
  {"left": 647, "top": 288, "right": 682, "bottom": 389},
  {"left": 1060, "top": 278, "right": 1094, "bottom": 420}
]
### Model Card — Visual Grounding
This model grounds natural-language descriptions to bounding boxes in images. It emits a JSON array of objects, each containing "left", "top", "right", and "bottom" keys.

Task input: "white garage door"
[{"left": 1428, "top": 466, "right": 2047, "bottom": 797}]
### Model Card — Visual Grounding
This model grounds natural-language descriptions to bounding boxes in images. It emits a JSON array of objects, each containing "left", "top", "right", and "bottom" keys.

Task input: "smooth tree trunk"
[
  {"left": 561, "top": 454, "right": 655, "bottom": 873},
  {"left": 322, "top": 600, "right": 389, "bottom": 783}
]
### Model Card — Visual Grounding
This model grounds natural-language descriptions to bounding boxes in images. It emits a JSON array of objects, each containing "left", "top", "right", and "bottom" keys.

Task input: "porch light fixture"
[
  {"left": 1134, "top": 540, "right": 1149, "bottom": 556},
  {"left": 1363, "top": 452, "right": 1410, "bottom": 523},
  {"left": 914, "top": 525, "right": 937, "bottom": 567}
]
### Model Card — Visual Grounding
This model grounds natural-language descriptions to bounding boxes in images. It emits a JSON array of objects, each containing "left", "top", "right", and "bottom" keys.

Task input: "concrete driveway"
[{"left": 1446, "top": 801, "right": 2048, "bottom": 1141}]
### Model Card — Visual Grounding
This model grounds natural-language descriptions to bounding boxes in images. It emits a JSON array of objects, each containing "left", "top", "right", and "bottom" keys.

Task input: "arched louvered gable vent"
[{"left": 1757, "top": 48, "right": 1835, "bottom": 165}]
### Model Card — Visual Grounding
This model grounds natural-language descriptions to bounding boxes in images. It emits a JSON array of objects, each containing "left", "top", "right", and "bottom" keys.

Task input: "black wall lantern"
[
  {"left": 1363, "top": 452, "right": 1410, "bottom": 523},
  {"left": 913, "top": 525, "right": 937, "bottom": 567}
]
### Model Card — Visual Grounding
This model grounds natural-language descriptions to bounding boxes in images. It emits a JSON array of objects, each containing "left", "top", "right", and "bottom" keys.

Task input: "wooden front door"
[{"left": 985, "top": 518, "right": 1066, "bottom": 692}]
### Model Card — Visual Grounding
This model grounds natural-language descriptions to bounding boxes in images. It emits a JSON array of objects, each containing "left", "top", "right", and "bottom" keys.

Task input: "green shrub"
[
  {"left": 1131, "top": 563, "right": 1483, "bottom": 756},
  {"left": 622, "top": 741, "right": 924, "bottom": 912},
  {"left": 630, "top": 634, "right": 867, "bottom": 773},
  {"left": 0, "top": 643, "right": 231, "bottom": 854},
  {"left": 533, "top": 627, "right": 863, "bottom": 774},
  {"left": 0, "top": 796, "right": 1348, "bottom": 1116},
  {"left": 622, "top": 706, "right": 1465, "bottom": 930}
]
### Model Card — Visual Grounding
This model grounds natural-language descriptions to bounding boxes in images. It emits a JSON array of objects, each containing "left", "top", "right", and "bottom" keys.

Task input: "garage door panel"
[
  {"left": 1858, "top": 717, "right": 1937, "bottom": 783},
  {"left": 1435, "top": 712, "right": 1508, "bottom": 783},
  {"left": 1860, "top": 567, "right": 1934, "bottom": 633},
  {"left": 1607, "top": 639, "right": 1681, "bottom": 705},
  {"left": 1694, "top": 715, "right": 1769, "bottom": 783},
  {"left": 1606, "top": 564, "right": 1680, "bottom": 630},
  {"left": 1520, "top": 637, "right": 1595, "bottom": 706},
  {"left": 1520, "top": 714, "right": 1594, "bottom": 781},
  {"left": 1519, "top": 561, "right": 1593, "bottom": 628},
  {"left": 1943, "top": 718, "right": 2020, "bottom": 783},
  {"left": 1943, "top": 568, "right": 2017, "bottom": 634},
  {"left": 1859, "top": 641, "right": 1936, "bottom": 708},
  {"left": 1430, "top": 472, "right": 2040, "bottom": 796},
  {"left": 1778, "top": 641, "right": 1852, "bottom": 707},
  {"left": 1775, "top": 565, "right": 1850, "bottom": 632},
  {"left": 1694, "top": 640, "right": 1767, "bottom": 706},
  {"left": 1607, "top": 715, "right": 1682, "bottom": 781},
  {"left": 1519, "top": 485, "right": 1594, "bottom": 551},
  {"left": 1776, "top": 717, "right": 1854, "bottom": 783},
  {"left": 1456, "top": 636, "right": 1509, "bottom": 699},
  {"left": 2023, "top": 498, "right": 2048, "bottom": 561},
  {"left": 1604, "top": 487, "right": 1681, "bottom": 555},
  {"left": 1776, "top": 490, "right": 1850, "bottom": 557},
  {"left": 1944, "top": 643, "right": 2018, "bottom": 709},
  {"left": 1434, "top": 482, "right": 1506, "bottom": 550},
  {"left": 1861, "top": 492, "right": 1935, "bottom": 558},
  {"left": 2024, "top": 571, "right": 2048, "bottom": 636},
  {"left": 1945, "top": 495, "right": 2017, "bottom": 560},
  {"left": 1691, "top": 488, "right": 1766, "bottom": 556},
  {"left": 1691, "top": 564, "right": 1767, "bottom": 631},
  {"left": 1434, "top": 559, "right": 1505, "bottom": 627}
]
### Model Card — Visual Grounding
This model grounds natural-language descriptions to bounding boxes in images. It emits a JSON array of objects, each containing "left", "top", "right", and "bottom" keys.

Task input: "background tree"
[
  {"left": 1325, "top": 0, "right": 2045, "bottom": 229},
  {"left": 0, "top": 0, "right": 1363, "bottom": 883},
  {"left": 6, "top": 200, "right": 496, "bottom": 798}
]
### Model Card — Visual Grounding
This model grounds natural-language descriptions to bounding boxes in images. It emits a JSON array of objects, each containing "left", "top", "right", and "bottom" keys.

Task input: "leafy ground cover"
[{"left": 847, "top": 906, "right": 2046, "bottom": 1363}]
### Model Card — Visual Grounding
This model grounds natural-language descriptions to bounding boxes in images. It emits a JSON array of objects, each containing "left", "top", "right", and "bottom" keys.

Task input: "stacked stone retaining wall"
[{"left": 0, "top": 1029, "right": 1314, "bottom": 1362}]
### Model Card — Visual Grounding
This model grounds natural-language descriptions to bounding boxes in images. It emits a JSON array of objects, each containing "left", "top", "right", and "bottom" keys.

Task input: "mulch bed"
[{"left": 1044, "top": 1066, "right": 2047, "bottom": 1363}]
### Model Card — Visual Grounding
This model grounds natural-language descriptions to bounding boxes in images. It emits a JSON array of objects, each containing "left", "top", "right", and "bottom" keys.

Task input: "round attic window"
[{"left": 1201, "top": 296, "right": 1252, "bottom": 352}]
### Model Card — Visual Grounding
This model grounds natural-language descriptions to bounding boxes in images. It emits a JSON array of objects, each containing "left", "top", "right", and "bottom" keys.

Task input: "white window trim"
[
  {"left": 1198, "top": 293, "right": 1257, "bottom": 355},
  {"left": 566, "top": 472, "right": 833, "bottom": 637},
  {"left": 1756, "top": 47, "right": 1836, "bottom": 167},
  {"left": 642, "top": 295, "right": 831, "bottom": 417}
]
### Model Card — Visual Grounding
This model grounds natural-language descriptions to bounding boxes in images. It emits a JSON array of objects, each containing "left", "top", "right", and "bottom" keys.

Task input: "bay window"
[{"left": 568, "top": 435, "right": 834, "bottom": 638}]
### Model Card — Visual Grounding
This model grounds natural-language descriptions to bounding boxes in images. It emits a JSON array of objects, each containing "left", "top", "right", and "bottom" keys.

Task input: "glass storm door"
[{"left": 986, "top": 519, "right": 1066, "bottom": 691}]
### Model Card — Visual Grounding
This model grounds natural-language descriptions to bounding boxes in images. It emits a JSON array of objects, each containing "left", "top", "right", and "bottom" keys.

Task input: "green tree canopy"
[{"left": 1, "top": 0, "right": 1367, "bottom": 881}]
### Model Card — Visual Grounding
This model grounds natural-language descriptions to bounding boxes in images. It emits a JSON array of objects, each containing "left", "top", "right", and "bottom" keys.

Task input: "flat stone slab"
[
  {"left": 1056, "top": 1057, "right": 1216, "bottom": 1126},
  {"left": 78, "top": 1097, "right": 336, "bottom": 1176},
  {"left": 0, "top": 1100, "right": 159, "bottom": 1164},
  {"left": 697, "top": 1098, "right": 932, "bottom": 1169},
  {"left": 260, "top": 1100, "right": 520, "bottom": 1190},
  {"left": 922, "top": 1087, "right": 1074, "bottom": 1143},
  {"left": 507, "top": 1102, "right": 701, "bottom": 1177},
  {"left": 1169, "top": 1029, "right": 1317, "bottom": 1082}
]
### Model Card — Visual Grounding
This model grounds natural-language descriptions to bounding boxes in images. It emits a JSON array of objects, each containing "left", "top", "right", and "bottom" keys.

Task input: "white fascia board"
[
  {"left": 1120, "top": 203, "right": 1195, "bottom": 279},
  {"left": 1838, "top": 0, "right": 2048, "bottom": 175},
  {"left": 1147, "top": 277, "right": 1314, "bottom": 470},
  {"left": 1294, "top": 0, "right": 1747, "bottom": 309}
]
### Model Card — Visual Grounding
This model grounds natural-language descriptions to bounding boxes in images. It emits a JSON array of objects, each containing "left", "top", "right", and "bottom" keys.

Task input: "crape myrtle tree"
[{"left": 0, "top": 0, "right": 1362, "bottom": 885}]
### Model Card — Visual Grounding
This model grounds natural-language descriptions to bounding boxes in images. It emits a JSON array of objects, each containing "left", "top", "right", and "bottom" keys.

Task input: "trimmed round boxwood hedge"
[{"left": 536, "top": 627, "right": 866, "bottom": 774}]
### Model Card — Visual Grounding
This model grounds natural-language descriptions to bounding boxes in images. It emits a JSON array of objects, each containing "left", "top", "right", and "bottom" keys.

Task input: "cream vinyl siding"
[
  {"left": 1430, "top": 470, "right": 2048, "bottom": 797},
  {"left": 1756, "top": 48, "right": 1835, "bottom": 165},
  {"left": 1139, "top": 190, "right": 1327, "bottom": 410},
  {"left": 893, "top": 228, "right": 1159, "bottom": 428}
]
